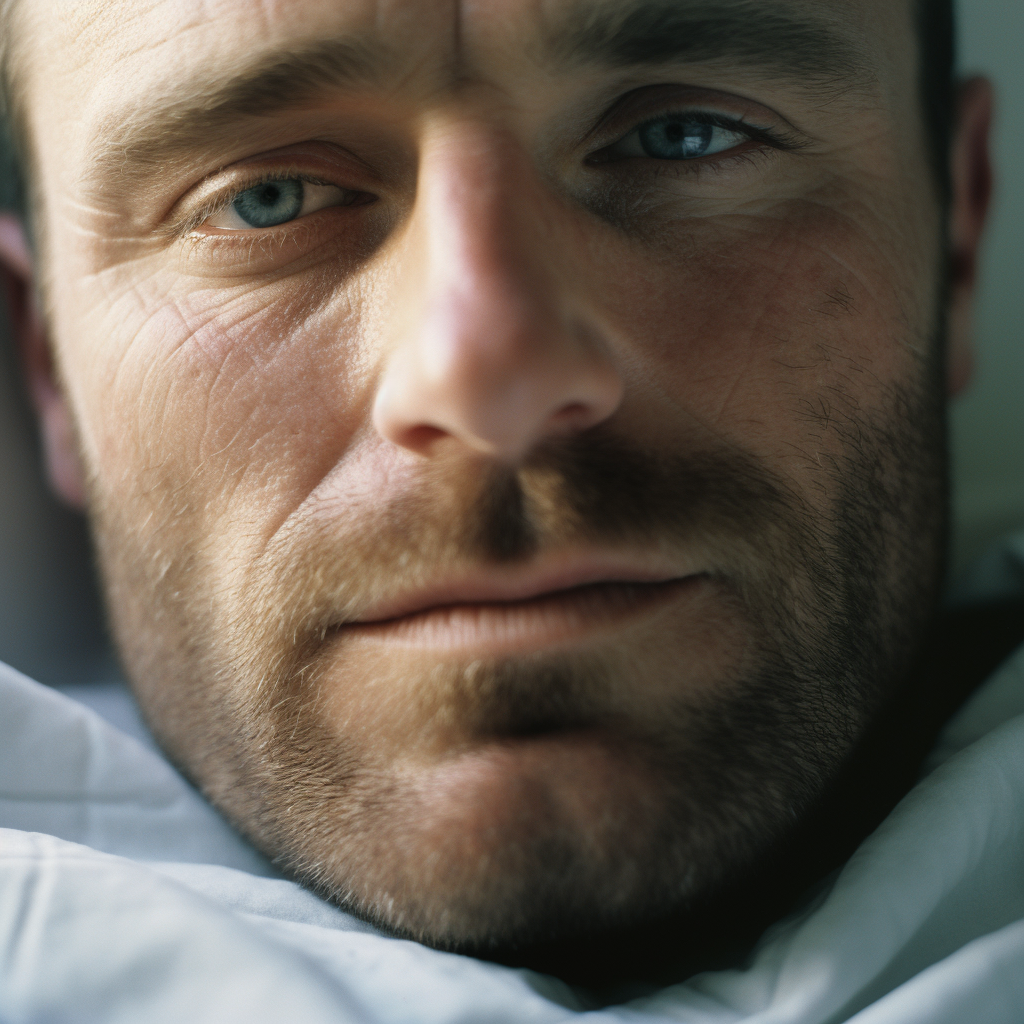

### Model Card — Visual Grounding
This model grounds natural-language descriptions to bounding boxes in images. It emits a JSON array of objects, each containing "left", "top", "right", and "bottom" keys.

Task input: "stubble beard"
[{"left": 88, "top": 341, "right": 948, "bottom": 955}]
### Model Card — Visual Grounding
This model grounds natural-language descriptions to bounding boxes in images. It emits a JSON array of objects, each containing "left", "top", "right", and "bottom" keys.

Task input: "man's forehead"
[
  {"left": 27, "top": 0, "right": 904, "bottom": 96},
  {"left": 13, "top": 0, "right": 922, "bottom": 216}
]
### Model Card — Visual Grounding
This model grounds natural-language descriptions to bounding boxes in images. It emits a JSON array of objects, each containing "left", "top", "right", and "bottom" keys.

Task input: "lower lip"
[{"left": 342, "top": 578, "right": 701, "bottom": 654}]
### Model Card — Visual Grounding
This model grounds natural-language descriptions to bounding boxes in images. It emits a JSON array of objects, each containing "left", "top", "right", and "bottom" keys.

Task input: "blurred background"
[
  {"left": 950, "top": 0, "right": 1024, "bottom": 573},
  {"left": 0, "top": 0, "right": 1021, "bottom": 686}
]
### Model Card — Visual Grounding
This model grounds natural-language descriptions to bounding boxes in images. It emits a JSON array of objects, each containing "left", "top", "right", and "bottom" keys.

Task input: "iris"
[
  {"left": 638, "top": 118, "right": 716, "bottom": 160},
  {"left": 232, "top": 180, "right": 304, "bottom": 228}
]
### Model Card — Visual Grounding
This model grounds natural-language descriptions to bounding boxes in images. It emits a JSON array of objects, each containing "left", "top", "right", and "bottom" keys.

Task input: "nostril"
[
  {"left": 548, "top": 402, "right": 591, "bottom": 431},
  {"left": 555, "top": 402, "right": 587, "bottom": 418},
  {"left": 401, "top": 423, "right": 448, "bottom": 453}
]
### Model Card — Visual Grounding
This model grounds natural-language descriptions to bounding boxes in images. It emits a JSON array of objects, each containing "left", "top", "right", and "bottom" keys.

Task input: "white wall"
[{"left": 951, "top": 0, "right": 1024, "bottom": 571}]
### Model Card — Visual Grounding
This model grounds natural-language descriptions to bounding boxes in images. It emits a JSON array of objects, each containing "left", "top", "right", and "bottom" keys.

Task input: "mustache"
[
  {"left": 468, "top": 429, "right": 793, "bottom": 563},
  {"left": 241, "top": 426, "right": 815, "bottom": 649}
]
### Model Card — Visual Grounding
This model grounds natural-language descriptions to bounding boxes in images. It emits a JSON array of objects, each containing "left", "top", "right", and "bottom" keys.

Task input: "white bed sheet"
[{"left": 2, "top": 554, "right": 1024, "bottom": 1021}]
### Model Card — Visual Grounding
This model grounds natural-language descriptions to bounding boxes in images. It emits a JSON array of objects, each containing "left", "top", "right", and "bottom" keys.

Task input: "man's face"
[{"left": 17, "top": 0, "right": 948, "bottom": 948}]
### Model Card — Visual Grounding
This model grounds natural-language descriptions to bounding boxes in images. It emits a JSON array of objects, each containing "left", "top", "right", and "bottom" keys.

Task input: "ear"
[
  {"left": 0, "top": 214, "right": 87, "bottom": 508},
  {"left": 946, "top": 76, "right": 995, "bottom": 398}
]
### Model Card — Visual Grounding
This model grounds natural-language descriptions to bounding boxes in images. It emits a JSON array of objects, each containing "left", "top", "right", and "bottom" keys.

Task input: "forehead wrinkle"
[
  {"left": 539, "top": 0, "right": 878, "bottom": 94},
  {"left": 81, "top": 33, "right": 394, "bottom": 197},
  {"left": 68, "top": 0, "right": 475, "bottom": 211}
]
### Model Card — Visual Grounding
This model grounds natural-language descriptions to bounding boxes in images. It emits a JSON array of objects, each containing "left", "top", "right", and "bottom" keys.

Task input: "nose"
[{"left": 372, "top": 127, "right": 624, "bottom": 464}]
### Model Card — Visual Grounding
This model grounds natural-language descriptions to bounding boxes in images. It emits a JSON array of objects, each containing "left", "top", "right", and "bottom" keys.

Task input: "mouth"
[{"left": 344, "top": 562, "right": 704, "bottom": 655}]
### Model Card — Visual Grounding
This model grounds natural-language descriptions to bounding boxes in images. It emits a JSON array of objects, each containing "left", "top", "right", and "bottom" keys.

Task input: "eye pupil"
[
  {"left": 233, "top": 179, "right": 304, "bottom": 228},
  {"left": 639, "top": 118, "right": 715, "bottom": 160},
  {"left": 258, "top": 183, "right": 282, "bottom": 204}
]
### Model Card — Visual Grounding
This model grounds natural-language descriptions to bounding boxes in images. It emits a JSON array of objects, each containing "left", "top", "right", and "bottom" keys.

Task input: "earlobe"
[
  {"left": 0, "top": 213, "right": 88, "bottom": 508},
  {"left": 946, "top": 77, "right": 994, "bottom": 398}
]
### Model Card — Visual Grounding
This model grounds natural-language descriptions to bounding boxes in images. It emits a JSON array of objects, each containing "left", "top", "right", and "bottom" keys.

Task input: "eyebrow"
[
  {"left": 88, "top": 36, "right": 389, "bottom": 188},
  {"left": 543, "top": 0, "right": 874, "bottom": 88}
]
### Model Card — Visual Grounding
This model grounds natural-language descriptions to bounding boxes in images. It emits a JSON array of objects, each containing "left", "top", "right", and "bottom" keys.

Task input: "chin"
[
  {"left": 209, "top": 651, "right": 834, "bottom": 954},
  {"left": 315, "top": 732, "right": 697, "bottom": 950}
]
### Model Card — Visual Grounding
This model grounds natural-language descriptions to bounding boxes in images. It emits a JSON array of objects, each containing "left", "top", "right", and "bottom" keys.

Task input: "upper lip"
[{"left": 351, "top": 557, "right": 690, "bottom": 624}]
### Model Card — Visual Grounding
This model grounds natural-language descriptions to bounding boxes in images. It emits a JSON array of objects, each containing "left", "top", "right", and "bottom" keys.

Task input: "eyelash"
[
  {"left": 590, "top": 109, "right": 802, "bottom": 168},
  {"left": 692, "top": 111, "right": 799, "bottom": 150},
  {"left": 178, "top": 171, "right": 359, "bottom": 236}
]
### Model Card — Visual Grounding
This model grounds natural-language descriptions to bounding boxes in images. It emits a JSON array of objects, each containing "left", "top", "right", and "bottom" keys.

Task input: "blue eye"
[
  {"left": 232, "top": 179, "right": 304, "bottom": 228},
  {"left": 638, "top": 118, "right": 719, "bottom": 160},
  {"left": 600, "top": 113, "right": 752, "bottom": 164}
]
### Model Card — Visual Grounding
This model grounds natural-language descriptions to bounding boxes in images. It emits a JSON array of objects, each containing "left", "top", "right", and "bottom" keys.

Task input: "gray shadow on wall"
[{"left": 0, "top": 310, "right": 114, "bottom": 686}]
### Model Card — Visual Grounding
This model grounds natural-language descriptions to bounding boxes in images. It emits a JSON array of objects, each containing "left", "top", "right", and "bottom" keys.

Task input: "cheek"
[
  {"left": 595, "top": 198, "right": 934, "bottom": 464},
  {"left": 53, "top": 266, "right": 376, "bottom": 536}
]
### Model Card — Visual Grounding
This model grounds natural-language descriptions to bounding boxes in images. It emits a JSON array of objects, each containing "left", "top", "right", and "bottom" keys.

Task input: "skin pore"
[{"left": 0, "top": 0, "right": 994, "bottom": 986}]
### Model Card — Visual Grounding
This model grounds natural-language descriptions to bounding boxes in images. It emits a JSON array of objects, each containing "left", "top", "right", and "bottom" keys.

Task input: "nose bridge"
[
  {"left": 422, "top": 124, "right": 558, "bottom": 348},
  {"left": 372, "top": 120, "right": 624, "bottom": 463}
]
